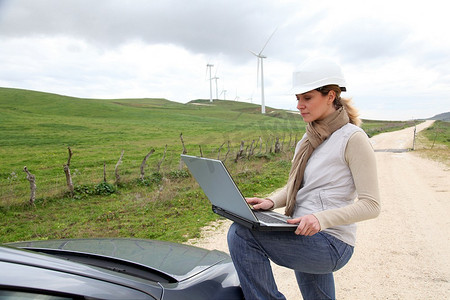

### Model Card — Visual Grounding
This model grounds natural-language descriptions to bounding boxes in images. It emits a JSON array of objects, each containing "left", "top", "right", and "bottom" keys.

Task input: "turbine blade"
[
  {"left": 248, "top": 50, "right": 259, "bottom": 57},
  {"left": 214, "top": 63, "right": 220, "bottom": 76},
  {"left": 256, "top": 58, "right": 260, "bottom": 86},
  {"left": 259, "top": 27, "right": 278, "bottom": 55},
  {"left": 205, "top": 63, "right": 214, "bottom": 81}
]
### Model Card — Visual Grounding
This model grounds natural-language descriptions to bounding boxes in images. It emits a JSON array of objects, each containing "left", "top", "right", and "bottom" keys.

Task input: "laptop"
[{"left": 181, "top": 154, "right": 298, "bottom": 231}]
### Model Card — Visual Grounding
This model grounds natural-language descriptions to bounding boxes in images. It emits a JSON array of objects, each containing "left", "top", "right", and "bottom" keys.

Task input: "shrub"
[
  {"left": 167, "top": 170, "right": 190, "bottom": 179},
  {"left": 135, "top": 172, "right": 163, "bottom": 187},
  {"left": 72, "top": 184, "right": 94, "bottom": 199},
  {"left": 94, "top": 182, "right": 117, "bottom": 195}
]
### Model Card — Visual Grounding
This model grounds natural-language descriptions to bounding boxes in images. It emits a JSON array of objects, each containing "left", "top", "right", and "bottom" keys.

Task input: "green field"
[
  {"left": 0, "top": 87, "right": 415, "bottom": 243},
  {"left": 415, "top": 120, "right": 450, "bottom": 164}
]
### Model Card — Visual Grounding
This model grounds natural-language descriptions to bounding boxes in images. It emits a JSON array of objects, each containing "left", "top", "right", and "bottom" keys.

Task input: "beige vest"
[{"left": 294, "top": 123, "right": 363, "bottom": 246}]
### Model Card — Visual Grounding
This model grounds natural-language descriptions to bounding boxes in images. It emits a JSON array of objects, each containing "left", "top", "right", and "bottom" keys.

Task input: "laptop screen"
[{"left": 181, "top": 155, "right": 257, "bottom": 222}]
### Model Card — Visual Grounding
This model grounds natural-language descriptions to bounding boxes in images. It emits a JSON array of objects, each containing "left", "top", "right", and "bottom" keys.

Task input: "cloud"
[
  {"left": 0, "top": 0, "right": 449, "bottom": 120},
  {"left": 327, "top": 18, "right": 411, "bottom": 63},
  {"left": 0, "top": 0, "right": 292, "bottom": 62}
]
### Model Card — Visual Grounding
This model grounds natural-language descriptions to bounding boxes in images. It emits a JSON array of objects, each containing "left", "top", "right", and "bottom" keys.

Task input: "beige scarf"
[{"left": 284, "top": 107, "right": 349, "bottom": 216}]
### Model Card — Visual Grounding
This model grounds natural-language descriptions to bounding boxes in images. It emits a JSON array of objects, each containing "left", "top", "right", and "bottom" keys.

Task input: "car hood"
[{"left": 7, "top": 238, "right": 230, "bottom": 282}]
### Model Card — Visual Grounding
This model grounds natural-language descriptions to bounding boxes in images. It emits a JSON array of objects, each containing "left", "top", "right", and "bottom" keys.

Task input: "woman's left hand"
[{"left": 287, "top": 214, "right": 321, "bottom": 236}]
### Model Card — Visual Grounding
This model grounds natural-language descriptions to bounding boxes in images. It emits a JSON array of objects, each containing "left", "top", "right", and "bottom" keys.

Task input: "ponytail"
[
  {"left": 339, "top": 97, "right": 361, "bottom": 127},
  {"left": 318, "top": 85, "right": 362, "bottom": 127}
]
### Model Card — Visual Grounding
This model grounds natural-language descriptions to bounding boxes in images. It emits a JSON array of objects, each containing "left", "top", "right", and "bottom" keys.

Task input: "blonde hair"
[{"left": 318, "top": 85, "right": 362, "bottom": 127}]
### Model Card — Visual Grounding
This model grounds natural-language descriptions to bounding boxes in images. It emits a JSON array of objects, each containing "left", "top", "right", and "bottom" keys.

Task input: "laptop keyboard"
[{"left": 253, "top": 211, "right": 288, "bottom": 224}]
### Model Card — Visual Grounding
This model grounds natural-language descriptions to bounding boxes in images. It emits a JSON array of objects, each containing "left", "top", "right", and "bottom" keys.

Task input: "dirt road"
[{"left": 187, "top": 120, "right": 450, "bottom": 299}]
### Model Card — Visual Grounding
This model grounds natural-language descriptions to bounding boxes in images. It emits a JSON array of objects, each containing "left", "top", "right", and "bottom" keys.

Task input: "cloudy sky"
[{"left": 0, "top": 0, "right": 448, "bottom": 120}]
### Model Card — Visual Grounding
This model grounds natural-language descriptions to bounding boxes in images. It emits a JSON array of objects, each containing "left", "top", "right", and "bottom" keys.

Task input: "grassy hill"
[
  {"left": 1, "top": 88, "right": 301, "bottom": 147},
  {"left": 0, "top": 87, "right": 414, "bottom": 243},
  {"left": 428, "top": 112, "right": 450, "bottom": 121},
  {"left": 0, "top": 87, "right": 305, "bottom": 195}
]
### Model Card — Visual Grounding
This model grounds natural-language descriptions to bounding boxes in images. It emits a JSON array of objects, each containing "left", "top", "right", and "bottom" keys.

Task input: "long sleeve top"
[{"left": 268, "top": 124, "right": 381, "bottom": 246}]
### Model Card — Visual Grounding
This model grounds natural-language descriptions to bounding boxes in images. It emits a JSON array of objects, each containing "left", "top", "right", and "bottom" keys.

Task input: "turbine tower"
[
  {"left": 250, "top": 28, "right": 277, "bottom": 114},
  {"left": 206, "top": 63, "right": 214, "bottom": 102},
  {"left": 212, "top": 76, "right": 219, "bottom": 100}
]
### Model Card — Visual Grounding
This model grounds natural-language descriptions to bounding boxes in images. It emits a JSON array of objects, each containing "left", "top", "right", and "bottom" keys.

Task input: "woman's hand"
[
  {"left": 246, "top": 197, "right": 274, "bottom": 210},
  {"left": 287, "top": 214, "right": 321, "bottom": 236}
]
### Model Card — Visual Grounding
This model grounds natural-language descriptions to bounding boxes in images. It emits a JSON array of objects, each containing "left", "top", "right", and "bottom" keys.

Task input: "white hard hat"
[{"left": 292, "top": 57, "right": 347, "bottom": 94}]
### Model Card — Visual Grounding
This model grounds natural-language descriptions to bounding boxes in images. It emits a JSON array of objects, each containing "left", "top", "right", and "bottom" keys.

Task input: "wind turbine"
[
  {"left": 220, "top": 89, "right": 227, "bottom": 100},
  {"left": 211, "top": 65, "right": 219, "bottom": 100},
  {"left": 206, "top": 63, "right": 214, "bottom": 102},
  {"left": 211, "top": 76, "right": 219, "bottom": 100},
  {"left": 234, "top": 88, "right": 240, "bottom": 101},
  {"left": 213, "top": 64, "right": 221, "bottom": 100},
  {"left": 250, "top": 28, "right": 277, "bottom": 114}
]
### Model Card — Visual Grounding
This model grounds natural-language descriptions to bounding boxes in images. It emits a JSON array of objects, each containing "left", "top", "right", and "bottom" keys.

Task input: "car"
[{"left": 1, "top": 238, "right": 244, "bottom": 299}]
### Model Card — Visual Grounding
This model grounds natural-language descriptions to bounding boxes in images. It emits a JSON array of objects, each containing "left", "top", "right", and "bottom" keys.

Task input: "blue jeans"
[{"left": 227, "top": 223, "right": 354, "bottom": 300}]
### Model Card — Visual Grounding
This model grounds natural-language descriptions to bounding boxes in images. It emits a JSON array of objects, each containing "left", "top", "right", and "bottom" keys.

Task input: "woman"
[{"left": 227, "top": 57, "right": 381, "bottom": 300}]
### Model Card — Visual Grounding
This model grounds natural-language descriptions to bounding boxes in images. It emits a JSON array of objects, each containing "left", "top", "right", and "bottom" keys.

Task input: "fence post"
[{"left": 23, "top": 166, "right": 36, "bottom": 205}]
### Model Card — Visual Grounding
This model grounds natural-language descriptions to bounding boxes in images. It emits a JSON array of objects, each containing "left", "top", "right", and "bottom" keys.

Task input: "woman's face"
[{"left": 296, "top": 90, "right": 336, "bottom": 123}]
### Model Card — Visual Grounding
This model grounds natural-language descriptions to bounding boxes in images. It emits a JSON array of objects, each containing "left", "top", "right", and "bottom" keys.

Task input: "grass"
[
  {"left": 0, "top": 87, "right": 427, "bottom": 243},
  {"left": 414, "top": 120, "right": 450, "bottom": 165},
  {"left": 0, "top": 157, "right": 293, "bottom": 243},
  {"left": 361, "top": 119, "right": 414, "bottom": 137},
  {"left": 0, "top": 88, "right": 302, "bottom": 203}
]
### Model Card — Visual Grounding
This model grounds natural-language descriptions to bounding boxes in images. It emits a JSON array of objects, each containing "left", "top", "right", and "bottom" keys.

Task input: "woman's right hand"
[{"left": 246, "top": 197, "right": 274, "bottom": 210}]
